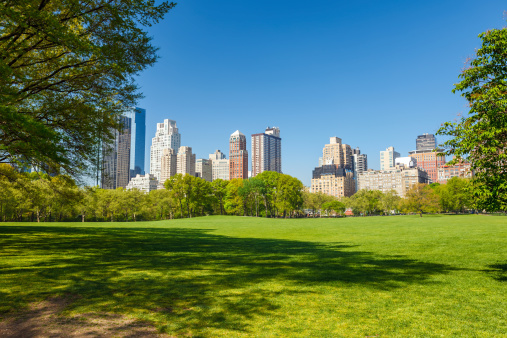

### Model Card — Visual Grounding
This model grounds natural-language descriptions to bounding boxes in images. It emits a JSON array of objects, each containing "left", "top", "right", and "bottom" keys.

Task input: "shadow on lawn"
[
  {"left": 485, "top": 263, "right": 507, "bottom": 282},
  {"left": 0, "top": 226, "right": 456, "bottom": 335}
]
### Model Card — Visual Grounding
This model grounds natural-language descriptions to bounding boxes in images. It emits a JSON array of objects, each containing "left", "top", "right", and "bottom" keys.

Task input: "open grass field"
[{"left": 0, "top": 215, "right": 506, "bottom": 337}]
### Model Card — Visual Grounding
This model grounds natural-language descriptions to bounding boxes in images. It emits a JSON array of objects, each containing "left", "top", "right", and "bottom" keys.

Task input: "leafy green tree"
[
  {"left": 276, "top": 174, "right": 304, "bottom": 218},
  {"left": 211, "top": 179, "right": 229, "bottom": 215},
  {"left": 225, "top": 178, "right": 244, "bottom": 216},
  {"left": 0, "top": 0, "right": 174, "bottom": 177},
  {"left": 322, "top": 200, "right": 346, "bottom": 216},
  {"left": 349, "top": 190, "right": 382, "bottom": 216},
  {"left": 379, "top": 190, "right": 401, "bottom": 215},
  {"left": 255, "top": 171, "right": 280, "bottom": 217},
  {"left": 402, "top": 183, "right": 440, "bottom": 217},
  {"left": 239, "top": 178, "right": 266, "bottom": 217},
  {"left": 437, "top": 25, "right": 507, "bottom": 211},
  {"left": 165, "top": 174, "right": 186, "bottom": 218}
]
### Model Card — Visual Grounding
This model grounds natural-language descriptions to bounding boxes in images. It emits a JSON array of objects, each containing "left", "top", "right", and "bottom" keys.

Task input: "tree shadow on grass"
[
  {"left": 484, "top": 263, "right": 507, "bottom": 282},
  {"left": 0, "top": 226, "right": 457, "bottom": 335}
]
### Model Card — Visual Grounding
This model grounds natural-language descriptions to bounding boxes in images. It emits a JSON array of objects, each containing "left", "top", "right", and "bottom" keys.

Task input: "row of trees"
[
  {"left": 0, "top": 159, "right": 477, "bottom": 222},
  {"left": 0, "top": 165, "right": 305, "bottom": 222}
]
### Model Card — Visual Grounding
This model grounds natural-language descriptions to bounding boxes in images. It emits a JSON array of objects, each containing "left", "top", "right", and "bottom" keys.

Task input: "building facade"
[
  {"left": 150, "top": 119, "right": 181, "bottom": 181},
  {"left": 251, "top": 127, "right": 282, "bottom": 177},
  {"left": 126, "top": 174, "right": 158, "bottom": 193},
  {"left": 395, "top": 156, "right": 417, "bottom": 168},
  {"left": 124, "top": 107, "right": 146, "bottom": 177},
  {"left": 229, "top": 130, "right": 248, "bottom": 180},
  {"left": 409, "top": 149, "right": 446, "bottom": 183},
  {"left": 160, "top": 148, "right": 177, "bottom": 186},
  {"left": 437, "top": 161, "right": 472, "bottom": 183},
  {"left": 102, "top": 115, "right": 131, "bottom": 189},
  {"left": 416, "top": 133, "right": 437, "bottom": 151},
  {"left": 322, "top": 137, "right": 353, "bottom": 169},
  {"left": 357, "top": 167, "right": 429, "bottom": 198},
  {"left": 351, "top": 147, "right": 368, "bottom": 190},
  {"left": 380, "top": 146, "right": 400, "bottom": 170},
  {"left": 310, "top": 165, "right": 355, "bottom": 198},
  {"left": 209, "top": 150, "right": 229, "bottom": 181},
  {"left": 196, "top": 158, "right": 212, "bottom": 182},
  {"left": 176, "top": 146, "right": 196, "bottom": 176}
]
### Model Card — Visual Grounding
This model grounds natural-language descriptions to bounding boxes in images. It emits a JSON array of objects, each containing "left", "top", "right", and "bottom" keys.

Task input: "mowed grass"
[{"left": 0, "top": 215, "right": 506, "bottom": 337}]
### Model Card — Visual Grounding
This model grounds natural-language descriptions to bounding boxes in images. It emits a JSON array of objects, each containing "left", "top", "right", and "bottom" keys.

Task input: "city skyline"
[{"left": 131, "top": 1, "right": 506, "bottom": 186}]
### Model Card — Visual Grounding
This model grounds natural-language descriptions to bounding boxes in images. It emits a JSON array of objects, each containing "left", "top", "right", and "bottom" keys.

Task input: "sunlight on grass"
[{"left": 0, "top": 215, "right": 506, "bottom": 336}]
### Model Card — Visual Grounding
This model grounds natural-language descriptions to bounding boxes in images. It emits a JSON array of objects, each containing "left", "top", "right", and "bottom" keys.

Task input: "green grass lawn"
[{"left": 0, "top": 215, "right": 506, "bottom": 336}]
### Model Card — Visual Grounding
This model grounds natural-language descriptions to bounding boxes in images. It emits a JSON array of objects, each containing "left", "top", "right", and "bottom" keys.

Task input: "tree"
[
  {"left": 437, "top": 25, "right": 507, "bottom": 211},
  {"left": 0, "top": 0, "right": 174, "bottom": 177},
  {"left": 379, "top": 190, "right": 401, "bottom": 215},
  {"left": 402, "top": 183, "right": 440, "bottom": 217},
  {"left": 322, "top": 200, "right": 346, "bottom": 217},
  {"left": 211, "top": 179, "right": 229, "bottom": 215}
]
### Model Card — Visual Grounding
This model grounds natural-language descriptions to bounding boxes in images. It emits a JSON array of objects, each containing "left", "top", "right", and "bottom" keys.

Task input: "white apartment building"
[
  {"left": 177, "top": 146, "right": 195, "bottom": 176},
  {"left": 357, "top": 167, "right": 428, "bottom": 198},
  {"left": 150, "top": 119, "right": 181, "bottom": 181},
  {"left": 380, "top": 146, "right": 400, "bottom": 170},
  {"left": 209, "top": 150, "right": 229, "bottom": 181},
  {"left": 196, "top": 158, "right": 212, "bottom": 182},
  {"left": 126, "top": 174, "right": 158, "bottom": 193},
  {"left": 351, "top": 147, "right": 368, "bottom": 190}
]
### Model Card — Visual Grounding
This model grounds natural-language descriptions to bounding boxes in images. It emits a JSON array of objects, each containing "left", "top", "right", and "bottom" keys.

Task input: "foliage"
[
  {"left": 437, "top": 26, "right": 507, "bottom": 211},
  {"left": 432, "top": 178, "right": 473, "bottom": 213},
  {"left": 401, "top": 183, "right": 440, "bottom": 216},
  {"left": 0, "top": 0, "right": 174, "bottom": 177}
]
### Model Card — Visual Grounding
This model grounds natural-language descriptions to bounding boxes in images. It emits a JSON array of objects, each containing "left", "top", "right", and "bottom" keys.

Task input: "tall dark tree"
[{"left": 0, "top": 0, "right": 174, "bottom": 177}]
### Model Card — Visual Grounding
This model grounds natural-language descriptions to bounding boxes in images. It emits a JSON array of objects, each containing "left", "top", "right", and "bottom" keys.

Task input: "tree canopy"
[
  {"left": 0, "top": 0, "right": 174, "bottom": 177},
  {"left": 437, "top": 26, "right": 507, "bottom": 211}
]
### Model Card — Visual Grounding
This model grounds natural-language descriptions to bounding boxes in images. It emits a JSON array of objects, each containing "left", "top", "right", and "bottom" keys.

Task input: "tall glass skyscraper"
[{"left": 125, "top": 107, "right": 146, "bottom": 177}]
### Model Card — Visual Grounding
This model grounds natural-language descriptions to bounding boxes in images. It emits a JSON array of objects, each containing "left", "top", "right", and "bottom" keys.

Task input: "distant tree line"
[
  {"left": 0, "top": 162, "right": 486, "bottom": 222},
  {"left": 0, "top": 165, "right": 304, "bottom": 222}
]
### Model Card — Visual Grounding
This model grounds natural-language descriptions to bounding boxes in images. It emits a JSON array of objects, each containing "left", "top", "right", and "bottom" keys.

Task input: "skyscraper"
[
  {"left": 322, "top": 137, "right": 352, "bottom": 169},
  {"left": 176, "top": 146, "right": 195, "bottom": 176},
  {"left": 416, "top": 133, "right": 437, "bottom": 151},
  {"left": 124, "top": 107, "right": 146, "bottom": 177},
  {"left": 101, "top": 115, "right": 131, "bottom": 189},
  {"left": 160, "top": 148, "right": 177, "bottom": 186},
  {"left": 351, "top": 147, "right": 368, "bottom": 190},
  {"left": 150, "top": 119, "right": 181, "bottom": 181},
  {"left": 229, "top": 130, "right": 248, "bottom": 180},
  {"left": 209, "top": 150, "right": 229, "bottom": 181},
  {"left": 251, "top": 127, "right": 282, "bottom": 177},
  {"left": 380, "top": 146, "right": 400, "bottom": 170},
  {"left": 196, "top": 158, "right": 212, "bottom": 182}
]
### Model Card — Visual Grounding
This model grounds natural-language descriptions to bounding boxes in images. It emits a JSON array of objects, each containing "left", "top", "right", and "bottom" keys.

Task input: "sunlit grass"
[{"left": 0, "top": 215, "right": 506, "bottom": 336}]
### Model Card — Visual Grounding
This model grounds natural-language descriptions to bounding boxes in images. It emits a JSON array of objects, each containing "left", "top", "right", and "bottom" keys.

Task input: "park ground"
[{"left": 0, "top": 215, "right": 506, "bottom": 337}]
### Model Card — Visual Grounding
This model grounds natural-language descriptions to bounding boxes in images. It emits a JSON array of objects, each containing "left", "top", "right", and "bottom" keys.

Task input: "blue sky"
[{"left": 136, "top": 0, "right": 507, "bottom": 186}]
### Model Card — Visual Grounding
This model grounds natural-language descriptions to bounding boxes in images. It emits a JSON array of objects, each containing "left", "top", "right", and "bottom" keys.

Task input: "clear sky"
[{"left": 136, "top": 0, "right": 507, "bottom": 186}]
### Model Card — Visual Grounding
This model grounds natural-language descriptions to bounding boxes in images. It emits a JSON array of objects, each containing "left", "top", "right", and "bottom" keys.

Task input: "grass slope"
[{"left": 0, "top": 215, "right": 506, "bottom": 336}]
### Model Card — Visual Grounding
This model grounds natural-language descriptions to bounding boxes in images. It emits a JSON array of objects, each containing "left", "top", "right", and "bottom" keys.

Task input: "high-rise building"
[
  {"left": 351, "top": 147, "right": 368, "bottom": 190},
  {"left": 229, "top": 130, "right": 248, "bottom": 180},
  {"left": 150, "top": 119, "right": 181, "bottom": 181},
  {"left": 251, "top": 127, "right": 282, "bottom": 177},
  {"left": 395, "top": 157, "right": 417, "bottom": 168},
  {"left": 160, "top": 148, "right": 177, "bottom": 186},
  {"left": 124, "top": 107, "right": 146, "bottom": 177},
  {"left": 177, "top": 146, "right": 195, "bottom": 176},
  {"left": 409, "top": 149, "right": 446, "bottom": 183},
  {"left": 380, "top": 146, "right": 400, "bottom": 170},
  {"left": 101, "top": 115, "right": 131, "bottom": 189},
  {"left": 357, "top": 167, "right": 429, "bottom": 198},
  {"left": 196, "top": 159, "right": 212, "bottom": 182},
  {"left": 322, "top": 137, "right": 352, "bottom": 169},
  {"left": 209, "top": 150, "right": 229, "bottom": 181},
  {"left": 310, "top": 165, "right": 355, "bottom": 198},
  {"left": 416, "top": 133, "right": 437, "bottom": 151}
]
